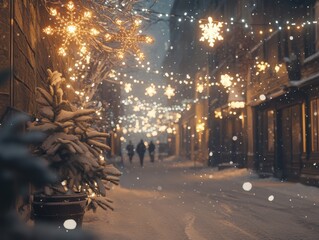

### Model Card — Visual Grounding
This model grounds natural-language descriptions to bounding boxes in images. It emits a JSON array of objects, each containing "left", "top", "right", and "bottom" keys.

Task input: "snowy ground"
[{"left": 84, "top": 156, "right": 319, "bottom": 240}]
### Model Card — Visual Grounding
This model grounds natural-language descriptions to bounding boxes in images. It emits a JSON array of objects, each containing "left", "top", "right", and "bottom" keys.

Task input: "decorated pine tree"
[{"left": 28, "top": 69, "right": 121, "bottom": 211}]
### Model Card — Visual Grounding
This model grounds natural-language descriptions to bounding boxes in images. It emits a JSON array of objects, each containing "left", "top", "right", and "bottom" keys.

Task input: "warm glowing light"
[
  {"left": 215, "top": 110, "right": 222, "bottom": 119},
  {"left": 117, "top": 51, "right": 125, "bottom": 59},
  {"left": 67, "top": 1, "right": 75, "bottom": 11},
  {"left": 274, "top": 64, "right": 282, "bottom": 73},
  {"left": 196, "top": 122, "right": 205, "bottom": 133},
  {"left": 220, "top": 74, "right": 233, "bottom": 88},
  {"left": 256, "top": 61, "right": 270, "bottom": 74},
  {"left": 83, "top": 11, "right": 92, "bottom": 19},
  {"left": 105, "top": 33, "right": 112, "bottom": 41},
  {"left": 229, "top": 101, "right": 245, "bottom": 109},
  {"left": 124, "top": 83, "right": 132, "bottom": 93},
  {"left": 49, "top": 8, "right": 57, "bottom": 16},
  {"left": 90, "top": 28, "right": 99, "bottom": 36},
  {"left": 43, "top": 26, "right": 54, "bottom": 35},
  {"left": 43, "top": 2, "right": 100, "bottom": 56},
  {"left": 104, "top": 20, "right": 154, "bottom": 60},
  {"left": 145, "top": 36, "right": 154, "bottom": 44},
  {"left": 134, "top": 19, "right": 142, "bottom": 26},
  {"left": 145, "top": 84, "right": 157, "bottom": 97},
  {"left": 199, "top": 17, "right": 223, "bottom": 47},
  {"left": 147, "top": 109, "right": 156, "bottom": 118},
  {"left": 67, "top": 24, "right": 77, "bottom": 34},
  {"left": 137, "top": 52, "right": 145, "bottom": 60},
  {"left": 164, "top": 85, "right": 175, "bottom": 99},
  {"left": 196, "top": 83, "right": 204, "bottom": 93},
  {"left": 80, "top": 45, "right": 87, "bottom": 54},
  {"left": 58, "top": 47, "right": 67, "bottom": 56}
]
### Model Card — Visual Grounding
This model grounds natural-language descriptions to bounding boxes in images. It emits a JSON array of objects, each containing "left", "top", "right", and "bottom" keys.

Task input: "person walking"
[
  {"left": 136, "top": 139, "right": 146, "bottom": 167},
  {"left": 148, "top": 141, "right": 155, "bottom": 163},
  {"left": 126, "top": 140, "right": 135, "bottom": 164}
]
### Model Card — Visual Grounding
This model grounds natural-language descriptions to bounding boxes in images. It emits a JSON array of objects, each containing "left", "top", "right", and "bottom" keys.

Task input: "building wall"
[
  {"left": 247, "top": 0, "right": 319, "bottom": 185},
  {"left": 0, "top": 0, "right": 68, "bottom": 218},
  {"left": 0, "top": 1, "right": 65, "bottom": 119},
  {"left": 165, "top": 0, "right": 319, "bottom": 184},
  {"left": 0, "top": 1, "right": 10, "bottom": 117}
]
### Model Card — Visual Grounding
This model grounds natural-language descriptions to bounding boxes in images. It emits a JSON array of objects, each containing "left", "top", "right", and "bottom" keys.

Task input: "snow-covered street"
[{"left": 84, "top": 157, "right": 319, "bottom": 240}]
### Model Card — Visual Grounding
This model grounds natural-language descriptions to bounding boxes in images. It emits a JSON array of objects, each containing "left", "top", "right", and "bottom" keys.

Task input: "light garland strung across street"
[
  {"left": 199, "top": 17, "right": 224, "bottom": 47},
  {"left": 135, "top": 6, "right": 319, "bottom": 35},
  {"left": 43, "top": 1, "right": 100, "bottom": 56}
]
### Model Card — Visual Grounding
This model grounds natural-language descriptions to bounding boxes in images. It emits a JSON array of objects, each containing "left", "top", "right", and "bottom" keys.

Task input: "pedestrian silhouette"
[
  {"left": 126, "top": 140, "right": 134, "bottom": 164},
  {"left": 148, "top": 141, "right": 155, "bottom": 163},
  {"left": 136, "top": 139, "right": 146, "bottom": 167}
]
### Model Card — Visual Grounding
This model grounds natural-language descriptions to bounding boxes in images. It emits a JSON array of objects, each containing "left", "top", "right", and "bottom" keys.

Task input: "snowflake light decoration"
[
  {"left": 105, "top": 19, "right": 154, "bottom": 60},
  {"left": 199, "top": 17, "right": 223, "bottom": 47},
  {"left": 147, "top": 109, "right": 156, "bottom": 118},
  {"left": 145, "top": 84, "right": 157, "bottom": 97},
  {"left": 220, "top": 74, "right": 233, "bottom": 88},
  {"left": 164, "top": 85, "right": 175, "bottom": 99},
  {"left": 43, "top": 1, "right": 100, "bottom": 56},
  {"left": 196, "top": 83, "right": 204, "bottom": 93},
  {"left": 255, "top": 61, "right": 270, "bottom": 75},
  {"left": 124, "top": 83, "right": 132, "bottom": 93}
]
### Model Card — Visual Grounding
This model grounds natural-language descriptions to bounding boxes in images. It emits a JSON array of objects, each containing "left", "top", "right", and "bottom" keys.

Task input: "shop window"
[{"left": 311, "top": 98, "right": 319, "bottom": 152}]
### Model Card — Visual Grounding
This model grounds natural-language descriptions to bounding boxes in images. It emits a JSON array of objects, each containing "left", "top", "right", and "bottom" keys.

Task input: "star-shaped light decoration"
[
  {"left": 196, "top": 83, "right": 204, "bottom": 93},
  {"left": 124, "top": 83, "right": 132, "bottom": 93},
  {"left": 199, "top": 17, "right": 223, "bottom": 47},
  {"left": 255, "top": 61, "right": 270, "bottom": 75},
  {"left": 133, "top": 106, "right": 140, "bottom": 112},
  {"left": 145, "top": 84, "right": 157, "bottom": 97},
  {"left": 220, "top": 74, "right": 233, "bottom": 88},
  {"left": 104, "top": 19, "right": 154, "bottom": 60},
  {"left": 147, "top": 109, "right": 156, "bottom": 118},
  {"left": 196, "top": 122, "right": 205, "bottom": 133},
  {"left": 164, "top": 85, "right": 175, "bottom": 99},
  {"left": 274, "top": 64, "right": 282, "bottom": 73},
  {"left": 43, "top": 1, "right": 100, "bottom": 56}
]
